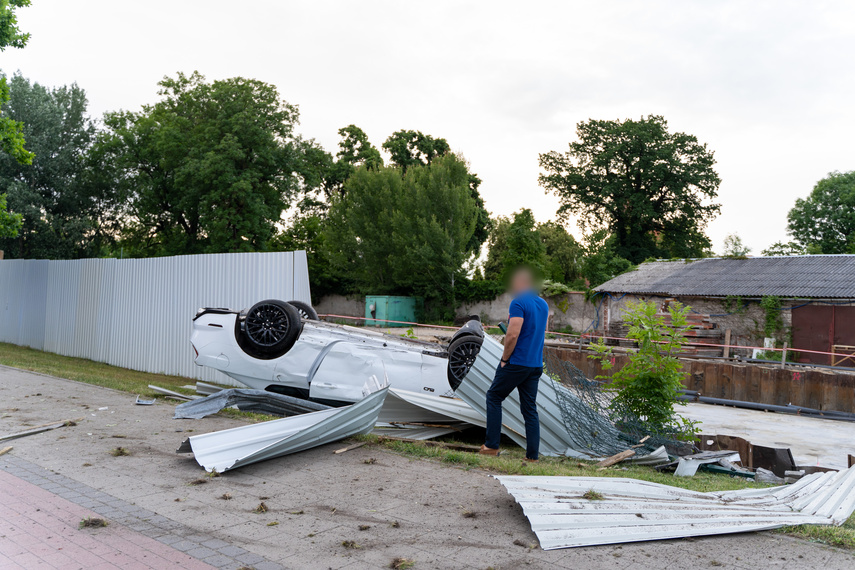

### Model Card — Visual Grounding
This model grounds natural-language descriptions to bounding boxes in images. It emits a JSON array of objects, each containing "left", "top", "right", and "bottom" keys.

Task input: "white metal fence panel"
[
  {"left": 0, "top": 259, "right": 49, "bottom": 349},
  {"left": 0, "top": 251, "right": 310, "bottom": 385}
]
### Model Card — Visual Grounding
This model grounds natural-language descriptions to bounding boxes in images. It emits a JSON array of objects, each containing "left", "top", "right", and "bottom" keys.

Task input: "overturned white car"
[{"left": 190, "top": 299, "right": 484, "bottom": 405}]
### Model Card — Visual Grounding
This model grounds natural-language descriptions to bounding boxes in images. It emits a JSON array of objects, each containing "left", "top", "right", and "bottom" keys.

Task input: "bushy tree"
[
  {"left": 0, "top": 0, "right": 33, "bottom": 238},
  {"left": 538, "top": 221, "right": 583, "bottom": 285},
  {"left": 483, "top": 209, "right": 546, "bottom": 281},
  {"left": 383, "top": 129, "right": 489, "bottom": 255},
  {"left": 787, "top": 171, "right": 855, "bottom": 254},
  {"left": 0, "top": 74, "right": 103, "bottom": 259},
  {"left": 721, "top": 233, "right": 750, "bottom": 257},
  {"left": 579, "top": 230, "right": 634, "bottom": 288},
  {"left": 485, "top": 211, "right": 584, "bottom": 287},
  {"left": 761, "top": 241, "right": 808, "bottom": 256},
  {"left": 539, "top": 115, "right": 720, "bottom": 263},
  {"left": 95, "top": 72, "right": 308, "bottom": 256},
  {"left": 326, "top": 154, "right": 479, "bottom": 303}
]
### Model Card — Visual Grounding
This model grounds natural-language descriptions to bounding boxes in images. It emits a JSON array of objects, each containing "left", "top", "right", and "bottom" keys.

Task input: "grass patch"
[
  {"left": 253, "top": 502, "right": 268, "bottom": 513},
  {"left": 582, "top": 489, "right": 604, "bottom": 501},
  {"left": 109, "top": 447, "right": 130, "bottom": 457},
  {"left": 390, "top": 557, "right": 415, "bottom": 569},
  {"left": 341, "top": 540, "right": 361, "bottom": 549},
  {"left": 776, "top": 516, "right": 855, "bottom": 549},
  {"left": 0, "top": 342, "right": 192, "bottom": 397},
  {"left": 216, "top": 408, "right": 279, "bottom": 423}
]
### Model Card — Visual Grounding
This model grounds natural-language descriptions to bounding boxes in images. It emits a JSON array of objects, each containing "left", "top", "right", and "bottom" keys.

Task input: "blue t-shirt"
[{"left": 508, "top": 290, "right": 549, "bottom": 367}]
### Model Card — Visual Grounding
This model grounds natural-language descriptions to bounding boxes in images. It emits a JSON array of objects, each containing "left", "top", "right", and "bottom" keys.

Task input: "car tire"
[
  {"left": 446, "top": 334, "right": 484, "bottom": 391},
  {"left": 236, "top": 299, "right": 302, "bottom": 360},
  {"left": 288, "top": 300, "right": 319, "bottom": 321}
]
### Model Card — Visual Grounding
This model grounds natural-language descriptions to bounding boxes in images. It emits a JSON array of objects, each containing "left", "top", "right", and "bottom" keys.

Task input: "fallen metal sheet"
[
  {"left": 177, "top": 387, "right": 388, "bottom": 472},
  {"left": 173, "top": 389, "right": 331, "bottom": 419},
  {"left": 134, "top": 395, "right": 155, "bottom": 405},
  {"left": 195, "top": 381, "right": 228, "bottom": 396},
  {"left": 457, "top": 336, "right": 654, "bottom": 460},
  {"left": 674, "top": 451, "right": 742, "bottom": 477},
  {"left": 497, "top": 465, "right": 855, "bottom": 549},
  {"left": 148, "top": 385, "right": 200, "bottom": 401},
  {"left": 383, "top": 389, "right": 487, "bottom": 427}
]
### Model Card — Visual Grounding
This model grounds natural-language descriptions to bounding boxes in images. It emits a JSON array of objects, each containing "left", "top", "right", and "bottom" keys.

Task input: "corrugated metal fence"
[{"left": 0, "top": 252, "right": 310, "bottom": 384}]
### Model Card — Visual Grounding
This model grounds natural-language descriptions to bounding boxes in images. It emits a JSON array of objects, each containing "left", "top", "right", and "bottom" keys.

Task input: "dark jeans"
[{"left": 485, "top": 363, "right": 542, "bottom": 460}]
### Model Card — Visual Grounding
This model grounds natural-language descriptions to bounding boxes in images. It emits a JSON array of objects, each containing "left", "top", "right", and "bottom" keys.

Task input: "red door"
[
  {"left": 792, "top": 306, "right": 832, "bottom": 365},
  {"left": 832, "top": 306, "right": 855, "bottom": 366}
]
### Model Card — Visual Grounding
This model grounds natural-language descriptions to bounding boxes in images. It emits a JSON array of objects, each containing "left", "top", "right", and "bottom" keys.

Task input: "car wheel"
[
  {"left": 446, "top": 334, "right": 483, "bottom": 391},
  {"left": 288, "top": 300, "right": 319, "bottom": 321},
  {"left": 236, "top": 299, "right": 302, "bottom": 359}
]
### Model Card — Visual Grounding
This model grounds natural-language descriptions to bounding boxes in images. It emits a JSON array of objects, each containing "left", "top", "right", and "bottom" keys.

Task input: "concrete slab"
[{"left": 680, "top": 402, "right": 854, "bottom": 469}]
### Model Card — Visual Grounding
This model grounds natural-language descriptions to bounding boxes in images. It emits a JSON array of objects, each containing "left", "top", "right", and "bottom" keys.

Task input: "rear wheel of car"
[
  {"left": 446, "top": 334, "right": 484, "bottom": 391},
  {"left": 287, "top": 300, "right": 319, "bottom": 321},
  {"left": 236, "top": 299, "right": 302, "bottom": 359}
]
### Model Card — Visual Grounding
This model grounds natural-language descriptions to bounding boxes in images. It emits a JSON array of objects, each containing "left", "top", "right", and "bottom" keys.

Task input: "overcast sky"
[{"left": 3, "top": 1, "right": 854, "bottom": 254}]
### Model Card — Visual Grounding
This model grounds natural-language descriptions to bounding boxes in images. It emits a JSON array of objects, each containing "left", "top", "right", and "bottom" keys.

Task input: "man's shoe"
[
  {"left": 523, "top": 457, "right": 539, "bottom": 463},
  {"left": 479, "top": 445, "right": 500, "bottom": 456}
]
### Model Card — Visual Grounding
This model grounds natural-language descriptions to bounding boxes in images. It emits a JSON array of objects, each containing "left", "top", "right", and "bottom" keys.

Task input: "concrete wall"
[
  {"left": 314, "top": 291, "right": 599, "bottom": 333},
  {"left": 457, "top": 292, "right": 597, "bottom": 332},
  {"left": 314, "top": 294, "right": 365, "bottom": 320}
]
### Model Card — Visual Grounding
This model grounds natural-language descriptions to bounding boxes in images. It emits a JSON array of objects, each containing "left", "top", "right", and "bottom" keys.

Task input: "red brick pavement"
[{"left": 0, "top": 469, "right": 215, "bottom": 570}]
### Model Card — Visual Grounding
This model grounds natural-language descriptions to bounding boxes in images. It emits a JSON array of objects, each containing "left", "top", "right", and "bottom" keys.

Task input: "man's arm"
[{"left": 501, "top": 317, "right": 524, "bottom": 367}]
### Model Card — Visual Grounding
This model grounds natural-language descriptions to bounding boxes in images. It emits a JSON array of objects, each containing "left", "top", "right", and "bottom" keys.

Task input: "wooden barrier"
[{"left": 546, "top": 347, "right": 855, "bottom": 414}]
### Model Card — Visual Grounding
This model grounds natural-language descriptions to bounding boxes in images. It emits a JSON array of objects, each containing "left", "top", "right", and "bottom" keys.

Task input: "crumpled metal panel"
[
  {"left": 174, "top": 389, "right": 331, "bottom": 419},
  {"left": 497, "top": 465, "right": 855, "bottom": 549},
  {"left": 455, "top": 336, "right": 631, "bottom": 459},
  {"left": 383, "top": 389, "right": 488, "bottom": 428},
  {"left": 177, "top": 387, "right": 388, "bottom": 472},
  {"left": 595, "top": 256, "right": 855, "bottom": 299}
]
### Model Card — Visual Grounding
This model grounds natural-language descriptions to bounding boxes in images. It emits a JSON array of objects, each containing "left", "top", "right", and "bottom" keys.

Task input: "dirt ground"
[{"left": 2, "top": 365, "right": 855, "bottom": 569}]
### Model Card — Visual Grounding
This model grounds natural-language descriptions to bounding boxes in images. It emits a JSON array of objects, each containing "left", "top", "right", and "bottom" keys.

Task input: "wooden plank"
[
  {"left": 596, "top": 449, "right": 635, "bottom": 467},
  {"left": 333, "top": 442, "right": 368, "bottom": 454},
  {"left": 723, "top": 329, "right": 731, "bottom": 358},
  {"left": 0, "top": 446, "right": 12, "bottom": 457},
  {"left": 849, "top": 454, "right": 854, "bottom": 468}
]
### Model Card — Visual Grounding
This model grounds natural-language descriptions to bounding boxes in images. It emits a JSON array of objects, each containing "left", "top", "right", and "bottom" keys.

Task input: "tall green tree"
[
  {"left": 539, "top": 115, "right": 721, "bottom": 263},
  {"left": 383, "top": 130, "right": 450, "bottom": 171},
  {"left": 484, "top": 209, "right": 546, "bottom": 280},
  {"left": 383, "top": 129, "right": 489, "bottom": 254},
  {"left": 0, "top": 74, "right": 101, "bottom": 259},
  {"left": 96, "top": 72, "right": 308, "bottom": 256},
  {"left": 721, "top": 233, "right": 750, "bottom": 257},
  {"left": 484, "top": 211, "right": 583, "bottom": 285},
  {"left": 786, "top": 171, "right": 855, "bottom": 254},
  {"left": 538, "top": 221, "right": 583, "bottom": 285},
  {"left": 0, "top": 0, "right": 33, "bottom": 239},
  {"left": 579, "top": 230, "right": 634, "bottom": 288},
  {"left": 317, "top": 124, "right": 383, "bottom": 198},
  {"left": 326, "top": 154, "right": 479, "bottom": 302}
]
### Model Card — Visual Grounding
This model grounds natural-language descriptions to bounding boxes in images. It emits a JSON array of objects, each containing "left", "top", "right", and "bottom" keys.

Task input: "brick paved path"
[{"left": 0, "top": 455, "right": 282, "bottom": 570}]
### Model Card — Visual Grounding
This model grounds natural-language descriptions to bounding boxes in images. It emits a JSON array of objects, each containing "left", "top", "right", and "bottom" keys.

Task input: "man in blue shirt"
[{"left": 480, "top": 267, "right": 549, "bottom": 461}]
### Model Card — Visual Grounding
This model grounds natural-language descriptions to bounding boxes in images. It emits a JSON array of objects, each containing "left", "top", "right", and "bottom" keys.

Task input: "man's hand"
[{"left": 501, "top": 317, "right": 524, "bottom": 367}]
